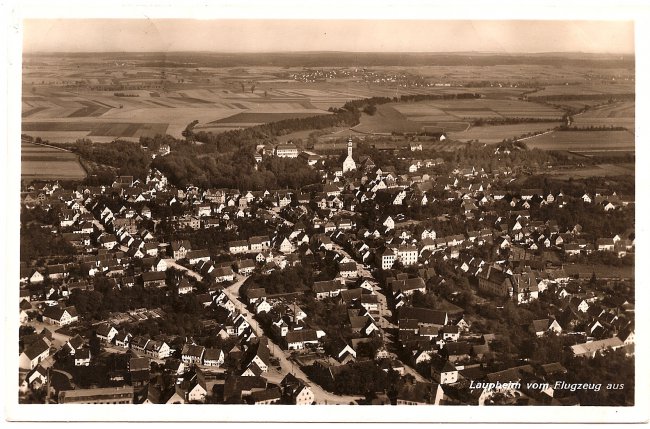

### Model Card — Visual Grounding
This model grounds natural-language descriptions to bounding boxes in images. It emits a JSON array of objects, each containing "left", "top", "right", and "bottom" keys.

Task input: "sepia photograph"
[{"left": 4, "top": 0, "right": 648, "bottom": 424}]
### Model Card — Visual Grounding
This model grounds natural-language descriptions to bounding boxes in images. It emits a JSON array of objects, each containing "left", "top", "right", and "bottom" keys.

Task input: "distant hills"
[{"left": 24, "top": 51, "right": 634, "bottom": 69}]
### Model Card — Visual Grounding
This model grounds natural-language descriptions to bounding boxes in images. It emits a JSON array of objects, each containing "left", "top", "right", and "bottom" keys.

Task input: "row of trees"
[
  {"left": 339, "top": 92, "right": 482, "bottom": 115},
  {"left": 192, "top": 108, "right": 360, "bottom": 153}
]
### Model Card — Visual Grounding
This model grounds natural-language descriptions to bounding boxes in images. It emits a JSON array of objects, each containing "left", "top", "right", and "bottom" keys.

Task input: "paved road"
[
  {"left": 328, "top": 243, "right": 423, "bottom": 381},
  {"left": 26, "top": 319, "right": 71, "bottom": 349},
  {"left": 163, "top": 259, "right": 203, "bottom": 281},
  {"left": 222, "top": 275, "right": 362, "bottom": 405},
  {"left": 329, "top": 242, "right": 392, "bottom": 320}
]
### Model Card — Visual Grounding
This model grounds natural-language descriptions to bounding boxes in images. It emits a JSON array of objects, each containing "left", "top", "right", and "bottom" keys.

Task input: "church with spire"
[{"left": 342, "top": 137, "right": 357, "bottom": 173}]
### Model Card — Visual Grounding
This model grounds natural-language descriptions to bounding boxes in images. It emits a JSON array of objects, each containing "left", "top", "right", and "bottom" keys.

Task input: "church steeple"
[{"left": 342, "top": 137, "right": 357, "bottom": 173}]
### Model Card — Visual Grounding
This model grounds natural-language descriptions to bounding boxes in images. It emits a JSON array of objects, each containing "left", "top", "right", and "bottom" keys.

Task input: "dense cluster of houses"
[{"left": 19, "top": 138, "right": 634, "bottom": 405}]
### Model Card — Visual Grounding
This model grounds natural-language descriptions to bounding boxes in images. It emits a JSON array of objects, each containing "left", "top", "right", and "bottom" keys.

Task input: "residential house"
[
  {"left": 203, "top": 348, "right": 225, "bottom": 367},
  {"left": 144, "top": 340, "right": 171, "bottom": 360},
  {"left": 431, "top": 359, "right": 459, "bottom": 385},
  {"left": 19, "top": 339, "right": 50, "bottom": 370},
  {"left": 42, "top": 306, "right": 79, "bottom": 326},
  {"left": 281, "top": 374, "right": 315, "bottom": 405},
  {"left": 114, "top": 331, "right": 132, "bottom": 348},
  {"left": 530, "top": 319, "right": 562, "bottom": 337},
  {"left": 96, "top": 323, "right": 118, "bottom": 343},
  {"left": 181, "top": 344, "right": 206, "bottom": 366},
  {"left": 477, "top": 265, "right": 512, "bottom": 298},
  {"left": 229, "top": 240, "right": 249, "bottom": 254},
  {"left": 186, "top": 249, "right": 211, "bottom": 265},
  {"left": 396, "top": 382, "right": 444, "bottom": 405},
  {"left": 571, "top": 337, "right": 624, "bottom": 358},
  {"left": 170, "top": 240, "right": 192, "bottom": 260},
  {"left": 74, "top": 348, "right": 92, "bottom": 367},
  {"left": 142, "top": 271, "right": 167, "bottom": 288}
]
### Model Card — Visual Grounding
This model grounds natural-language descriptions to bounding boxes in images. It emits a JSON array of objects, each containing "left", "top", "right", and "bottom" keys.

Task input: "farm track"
[{"left": 23, "top": 139, "right": 73, "bottom": 152}]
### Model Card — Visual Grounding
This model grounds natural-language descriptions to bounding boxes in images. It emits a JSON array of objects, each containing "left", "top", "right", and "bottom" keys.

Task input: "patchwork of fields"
[
  {"left": 21, "top": 142, "right": 86, "bottom": 181},
  {"left": 523, "top": 130, "right": 635, "bottom": 153},
  {"left": 24, "top": 61, "right": 473, "bottom": 143},
  {"left": 21, "top": 56, "right": 635, "bottom": 156},
  {"left": 448, "top": 122, "right": 562, "bottom": 143},
  {"left": 572, "top": 101, "right": 635, "bottom": 129},
  {"left": 527, "top": 83, "right": 635, "bottom": 98},
  {"left": 352, "top": 99, "right": 563, "bottom": 135},
  {"left": 22, "top": 121, "right": 169, "bottom": 139}
]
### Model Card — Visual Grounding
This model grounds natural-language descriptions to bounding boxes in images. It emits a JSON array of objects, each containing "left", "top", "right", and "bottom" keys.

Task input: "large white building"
[
  {"left": 342, "top": 138, "right": 356, "bottom": 173},
  {"left": 379, "top": 247, "right": 396, "bottom": 270},
  {"left": 275, "top": 143, "right": 299, "bottom": 158},
  {"left": 396, "top": 245, "right": 419, "bottom": 266}
]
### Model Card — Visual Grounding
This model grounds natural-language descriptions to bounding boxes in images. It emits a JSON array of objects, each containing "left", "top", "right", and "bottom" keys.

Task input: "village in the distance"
[{"left": 18, "top": 49, "right": 635, "bottom": 407}]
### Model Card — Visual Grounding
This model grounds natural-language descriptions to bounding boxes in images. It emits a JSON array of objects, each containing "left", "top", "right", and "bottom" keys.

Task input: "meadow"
[
  {"left": 571, "top": 101, "right": 635, "bottom": 129},
  {"left": 541, "top": 163, "right": 634, "bottom": 180},
  {"left": 21, "top": 142, "right": 86, "bottom": 180},
  {"left": 352, "top": 98, "right": 563, "bottom": 135},
  {"left": 523, "top": 130, "right": 635, "bottom": 153},
  {"left": 448, "top": 122, "right": 562, "bottom": 143},
  {"left": 527, "top": 83, "right": 635, "bottom": 98}
]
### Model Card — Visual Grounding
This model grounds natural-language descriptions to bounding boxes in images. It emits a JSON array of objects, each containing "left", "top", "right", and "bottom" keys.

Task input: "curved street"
[{"left": 222, "top": 274, "right": 363, "bottom": 405}]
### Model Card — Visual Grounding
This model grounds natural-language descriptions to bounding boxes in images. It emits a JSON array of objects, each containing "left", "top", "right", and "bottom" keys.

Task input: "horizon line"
[{"left": 23, "top": 50, "right": 635, "bottom": 55}]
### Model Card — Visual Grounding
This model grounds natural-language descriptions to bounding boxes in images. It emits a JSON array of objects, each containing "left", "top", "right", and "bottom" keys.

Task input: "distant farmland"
[
  {"left": 393, "top": 98, "right": 563, "bottom": 121},
  {"left": 449, "top": 122, "right": 562, "bottom": 143},
  {"left": 352, "top": 98, "right": 563, "bottom": 135},
  {"left": 352, "top": 105, "right": 427, "bottom": 134},
  {"left": 541, "top": 163, "right": 634, "bottom": 180},
  {"left": 572, "top": 101, "right": 635, "bottom": 130},
  {"left": 523, "top": 130, "right": 635, "bottom": 153},
  {"left": 22, "top": 121, "right": 169, "bottom": 141},
  {"left": 21, "top": 142, "right": 86, "bottom": 181},
  {"left": 21, "top": 54, "right": 634, "bottom": 145},
  {"left": 207, "top": 111, "right": 330, "bottom": 126}
]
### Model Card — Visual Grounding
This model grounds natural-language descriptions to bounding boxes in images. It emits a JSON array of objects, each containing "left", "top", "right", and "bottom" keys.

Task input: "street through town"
[{"left": 222, "top": 274, "right": 363, "bottom": 405}]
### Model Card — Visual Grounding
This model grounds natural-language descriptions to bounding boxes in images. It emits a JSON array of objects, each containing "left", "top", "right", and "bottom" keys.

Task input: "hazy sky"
[{"left": 23, "top": 19, "right": 634, "bottom": 54}]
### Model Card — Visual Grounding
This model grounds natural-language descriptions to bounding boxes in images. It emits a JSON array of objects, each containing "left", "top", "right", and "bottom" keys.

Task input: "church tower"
[{"left": 342, "top": 137, "right": 356, "bottom": 173}]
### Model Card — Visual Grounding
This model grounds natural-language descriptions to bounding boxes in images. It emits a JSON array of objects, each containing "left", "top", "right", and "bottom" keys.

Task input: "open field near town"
[
  {"left": 352, "top": 98, "right": 563, "bottom": 135},
  {"left": 402, "top": 64, "right": 633, "bottom": 86},
  {"left": 572, "top": 101, "right": 635, "bottom": 129},
  {"left": 207, "top": 111, "right": 330, "bottom": 126},
  {"left": 26, "top": 55, "right": 501, "bottom": 142},
  {"left": 448, "top": 122, "right": 562, "bottom": 143},
  {"left": 22, "top": 81, "right": 451, "bottom": 142},
  {"left": 21, "top": 142, "right": 86, "bottom": 180},
  {"left": 352, "top": 105, "right": 428, "bottom": 134},
  {"left": 523, "top": 130, "right": 635, "bottom": 153},
  {"left": 540, "top": 163, "right": 634, "bottom": 180},
  {"left": 394, "top": 99, "right": 563, "bottom": 120},
  {"left": 527, "top": 82, "right": 635, "bottom": 98},
  {"left": 22, "top": 53, "right": 635, "bottom": 144}
]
